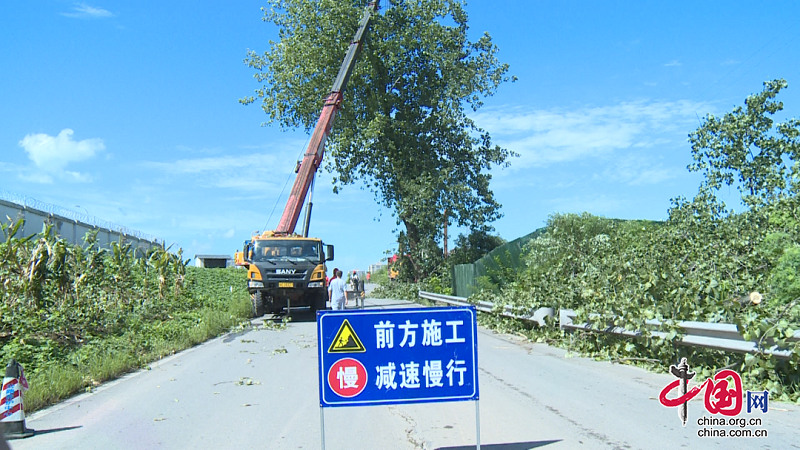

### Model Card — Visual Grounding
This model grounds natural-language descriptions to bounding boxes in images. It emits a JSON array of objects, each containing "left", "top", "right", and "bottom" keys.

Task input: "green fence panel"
[
  {"left": 451, "top": 227, "right": 547, "bottom": 297},
  {"left": 452, "top": 263, "right": 477, "bottom": 298}
]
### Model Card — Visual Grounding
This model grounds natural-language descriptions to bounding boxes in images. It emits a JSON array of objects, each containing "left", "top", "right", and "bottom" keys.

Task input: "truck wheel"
[{"left": 252, "top": 292, "right": 266, "bottom": 318}]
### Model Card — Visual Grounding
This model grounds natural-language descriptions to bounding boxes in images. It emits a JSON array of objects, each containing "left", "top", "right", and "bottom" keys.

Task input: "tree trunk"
[{"left": 401, "top": 218, "right": 423, "bottom": 281}]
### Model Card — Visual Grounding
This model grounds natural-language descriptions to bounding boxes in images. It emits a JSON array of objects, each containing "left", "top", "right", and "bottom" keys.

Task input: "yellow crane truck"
[{"left": 235, "top": 1, "right": 378, "bottom": 317}]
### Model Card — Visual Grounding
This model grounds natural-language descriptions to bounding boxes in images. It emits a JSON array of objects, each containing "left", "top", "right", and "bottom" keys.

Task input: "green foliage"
[
  {"left": 448, "top": 230, "right": 506, "bottom": 266},
  {"left": 451, "top": 227, "right": 546, "bottom": 297},
  {"left": 466, "top": 196, "right": 800, "bottom": 400},
  {"left": 243, "top": 0, "right": 516, "bottom": 280},
  {"left": 370, "top": 259, "right": 452, "bottom": 299},
  {"left": 452, "top": 81, "right": 800, "bottom": 402},
  {"left": 370, "top": 266, "right": 389, "bottom": 285},
  {"left": 420, "top": 263, "right": 452, "bottom": 295},
  {"left": 767, "top": 246, "right": 800, "bottom": 321},
  {"left": 0, "top": 219, "right": 252, "bottom": 412},
  {"left": 474, "top": 248, "right": 518, "bottom": 293},
  {"left": 689, "top": 78, "right": 800, "bottom": 208},
  {"left": 463, "top": 206, "right": 798, "bottom": 397},
  {"left": 396, "top": 229, "right": 443, "bottom": 281},
  {"left": 370, "top": 280, "right": 419, "bottom": 301}
]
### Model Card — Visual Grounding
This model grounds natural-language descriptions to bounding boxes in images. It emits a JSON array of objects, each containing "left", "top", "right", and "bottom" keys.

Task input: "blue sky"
[{"left": 2, "top": 1, "right": 799, "bottom": 274}]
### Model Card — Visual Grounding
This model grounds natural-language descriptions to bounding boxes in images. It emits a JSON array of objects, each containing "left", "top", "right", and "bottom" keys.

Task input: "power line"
[
  {"left": 706, "top": 31, "right": 800, "bottom": 104},
  {"left": 263, "top": 136, "right": 312, "bottom": 231},
  {"left": 695, "top": 27, "right": 800, "bottom": 115}
]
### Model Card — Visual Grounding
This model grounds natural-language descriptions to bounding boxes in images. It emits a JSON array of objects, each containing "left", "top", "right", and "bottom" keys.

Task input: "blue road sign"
[{"left": 317, "top": 306, "right": 479, "bottom": 407}]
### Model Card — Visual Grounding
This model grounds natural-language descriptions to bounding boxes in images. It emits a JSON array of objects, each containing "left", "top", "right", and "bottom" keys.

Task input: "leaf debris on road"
[
  {"left": 291, "top": 339, "right": 311, "bottom": 348},
  {"left": 235, "top": 377, "right": 261, "bottom": 386}
]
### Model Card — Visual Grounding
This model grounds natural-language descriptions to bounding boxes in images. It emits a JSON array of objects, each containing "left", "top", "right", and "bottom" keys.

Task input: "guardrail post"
[
  {"left": 532, "top": 307, "right": 555, "bottom": 326},
  {"left": 559, "top": 309, "right": 575, "bottom": 329}
]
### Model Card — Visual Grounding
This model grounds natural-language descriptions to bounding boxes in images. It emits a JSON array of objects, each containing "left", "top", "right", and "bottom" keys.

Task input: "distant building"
[
  {"left": 369, "top": 263, "right": 387, "bottom": 274},
  {"left": 194, "top": 254, "right": 233, "bottom": 268},
  {"left": 0, "top": 191, "right": 163, "bottom": 251}
]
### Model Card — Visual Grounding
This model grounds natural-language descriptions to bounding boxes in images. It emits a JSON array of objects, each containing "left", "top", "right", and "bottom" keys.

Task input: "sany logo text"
[{"left": 276, "top": 269, "right": 296, "bottom": 275}]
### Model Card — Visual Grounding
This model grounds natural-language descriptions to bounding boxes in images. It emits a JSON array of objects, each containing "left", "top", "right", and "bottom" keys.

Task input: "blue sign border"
[{"left": 317, "top": 306, "right": 479, "bottom": 408}]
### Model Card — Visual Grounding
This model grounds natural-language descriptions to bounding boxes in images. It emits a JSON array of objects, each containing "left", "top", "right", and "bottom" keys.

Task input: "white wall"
[{"left": 0, "top": 199, "right": 162, "bottom": 252}]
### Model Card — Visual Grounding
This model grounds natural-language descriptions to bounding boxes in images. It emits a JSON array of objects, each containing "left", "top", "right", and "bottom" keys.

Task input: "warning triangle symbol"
[{"left": 328, "top": 319, "right": 366, "bottom": 353}]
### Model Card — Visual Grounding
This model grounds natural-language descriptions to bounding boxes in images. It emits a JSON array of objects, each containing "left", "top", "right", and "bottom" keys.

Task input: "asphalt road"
[{"left": 9, "top": 296, "right": 800, "bottom": 450}]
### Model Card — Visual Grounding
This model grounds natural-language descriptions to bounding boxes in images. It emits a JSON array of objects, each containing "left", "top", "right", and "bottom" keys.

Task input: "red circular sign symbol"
[{"left": 327, "top": 358, "right": 368, "bottom": 398}]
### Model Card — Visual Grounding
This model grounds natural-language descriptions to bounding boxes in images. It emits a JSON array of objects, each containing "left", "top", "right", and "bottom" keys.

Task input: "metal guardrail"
[
  {"left": 419, "top": 291, "right": 799, "bottom": 359},
  {"left": 559, "top": 309, "right": 800, "bottom": 359},
  {"left": 418, "top": 291, "right": 554, "bottom": 327}
]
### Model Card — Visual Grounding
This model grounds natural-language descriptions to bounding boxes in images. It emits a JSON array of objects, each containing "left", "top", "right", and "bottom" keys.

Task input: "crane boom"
[{"left": 275, "top": 1, "right": 379, "bottom": 235}]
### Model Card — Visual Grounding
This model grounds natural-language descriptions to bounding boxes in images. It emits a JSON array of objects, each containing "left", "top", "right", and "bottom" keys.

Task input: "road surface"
[{"left": 9, "top": 296, "right": 800, "bottom": 449}]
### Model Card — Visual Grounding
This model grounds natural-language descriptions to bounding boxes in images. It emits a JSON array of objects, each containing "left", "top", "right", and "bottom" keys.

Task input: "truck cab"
[{"left": 244, "top": 236, "right": 334, "bottom": 316}]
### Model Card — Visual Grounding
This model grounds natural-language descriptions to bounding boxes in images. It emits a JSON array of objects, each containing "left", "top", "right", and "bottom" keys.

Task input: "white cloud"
[
  {"left": 61, "top": 3, "right": 114, "bottom": 19},
  {"left": 223, "top": 228, "right": 235, "bottom": 238},
  {"left": 472, "top": 100, "right": 708, "bottom": 171},
  {"left": 664, "top": 60, "right": 682, "bottom": 67},
  {"left": 18, "top": 128, "right": 104, "bottom": 183},
  {"left": 593, "top": 154, "right": 684, "bottom": 186},
  {"left": 143, "top": 138, "right": 321, "bottom": 197},
  {"left": 144, "top": 153, "right": 294, "bottom": 195}
]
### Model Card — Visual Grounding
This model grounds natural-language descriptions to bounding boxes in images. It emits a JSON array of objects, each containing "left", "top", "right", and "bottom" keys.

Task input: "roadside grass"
[
  {"left": 24, "top": 365, "right": 84, "bottom": 410},
  {"left": 18, "top": 269, "right": 253, "bottom": 413}
]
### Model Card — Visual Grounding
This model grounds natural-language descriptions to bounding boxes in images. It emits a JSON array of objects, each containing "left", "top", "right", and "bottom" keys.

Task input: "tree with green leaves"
[
  {"left": 242, "top": 0, "right": 516, "bottom": 280},
  {"left": 448, "top": 229, "right": 506, "bottom": 266},
  {"left": 688, "top": 79, "right": 800, "bottom": 209}
]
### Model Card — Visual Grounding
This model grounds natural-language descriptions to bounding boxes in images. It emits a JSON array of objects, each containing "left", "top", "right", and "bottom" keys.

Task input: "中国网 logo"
[{"left": 658, "top": 357, "right": 769, "bottom": 436}]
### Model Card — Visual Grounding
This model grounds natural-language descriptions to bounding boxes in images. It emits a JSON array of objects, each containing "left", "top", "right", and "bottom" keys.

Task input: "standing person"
[
  {"left": 351, "top": 270, "right": 362, "bottom": 308},
  {"left": 328, "top": 268, "right": 347, "bottom": 310}
]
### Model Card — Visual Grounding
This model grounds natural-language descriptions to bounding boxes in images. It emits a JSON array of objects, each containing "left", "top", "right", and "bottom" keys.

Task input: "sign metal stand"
[
  {"left": 476, "top": 399, "right": 481, "bottom": 450},
  {"left": 317, "top": 306, "right": 479, "bottom": 449},
  {"left": 320, "top": 406, "right": 326, "bottom": 450}
]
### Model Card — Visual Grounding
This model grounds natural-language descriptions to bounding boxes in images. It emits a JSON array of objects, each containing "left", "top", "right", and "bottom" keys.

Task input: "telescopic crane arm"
[{"left": 275, "top": 1, "right": 379, "bottom": 236}]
